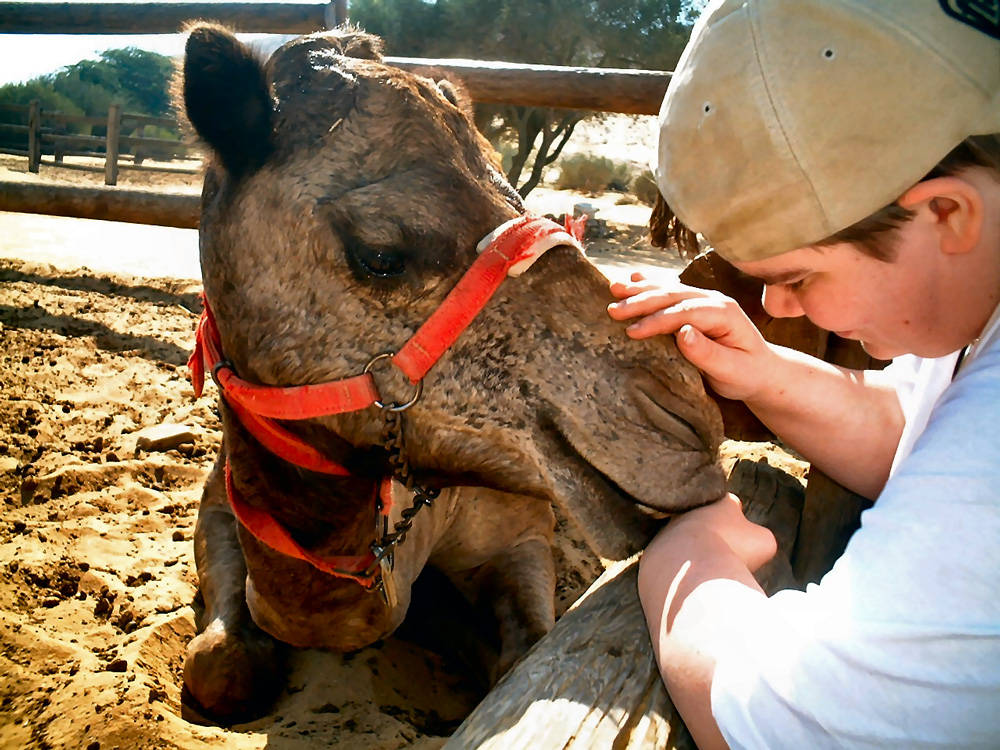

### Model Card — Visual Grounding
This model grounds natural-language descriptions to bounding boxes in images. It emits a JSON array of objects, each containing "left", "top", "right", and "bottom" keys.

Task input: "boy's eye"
[{"left": 783, "top": 277, "right": 807, "bottom": 291}]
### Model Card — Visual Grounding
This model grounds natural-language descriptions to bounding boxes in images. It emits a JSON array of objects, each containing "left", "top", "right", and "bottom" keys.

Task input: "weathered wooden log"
[
  {"left": 0, "top": 3, "right": 671, "bottom": 115},
  {"left": 445, "top": 558, "right": 696, "bottom": 750},
  {"left": 447, "top": 458, "right": 805, "bottom": 749},
  {"left": 0, "top": 180, "right": 199, "bottom": 228},
  {"left": 792, "top": 467, "right": 871, "bottom": 586},
  {"left": 386, "top": 58, "right": 671, "bottom": 115},
  {"left": 38, "top": 132, "right": 106, "bottom": 149},
  {"left": 33, "top": 160, "right": 199, "bottom": 176}
]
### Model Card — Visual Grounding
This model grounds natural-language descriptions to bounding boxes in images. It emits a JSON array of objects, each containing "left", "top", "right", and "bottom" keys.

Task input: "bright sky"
[
  {"left": 0, "top": 32, "right": 290, "bottom": 85},
  {"left": 0, "top": 0, "right": 305, "bottom": 86}
]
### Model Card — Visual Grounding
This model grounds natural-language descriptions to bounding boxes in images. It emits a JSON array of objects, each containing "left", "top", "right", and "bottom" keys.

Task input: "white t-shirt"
[{"left": 709, "top": 306, "right": 1000, "bottom": 749}]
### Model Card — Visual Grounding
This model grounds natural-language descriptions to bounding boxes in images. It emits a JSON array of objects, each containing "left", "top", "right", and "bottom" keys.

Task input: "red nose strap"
[{"left": 392, "top": 215, "right": 583, "bottom": 382}]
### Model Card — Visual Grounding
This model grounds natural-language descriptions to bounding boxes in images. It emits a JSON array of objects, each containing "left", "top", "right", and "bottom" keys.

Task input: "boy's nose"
[{"left": 761, "top": 284, "right": 805, "bottom": 319}]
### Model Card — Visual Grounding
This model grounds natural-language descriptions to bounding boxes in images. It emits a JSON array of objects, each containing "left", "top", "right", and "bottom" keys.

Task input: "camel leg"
[
  {"left": 428, "top": 489, "right": 557, "bottom": 681},
  {"left": 182, "top": 450, "right": 284, "bottom": 721},
  {"left": 480, "top": 537, "right": 557, "bottom": 678}
]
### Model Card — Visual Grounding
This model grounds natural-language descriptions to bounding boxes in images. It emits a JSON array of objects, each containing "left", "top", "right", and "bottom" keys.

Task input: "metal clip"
[{"left": 378, "top": 556, "right": 398, "bottom": 609}]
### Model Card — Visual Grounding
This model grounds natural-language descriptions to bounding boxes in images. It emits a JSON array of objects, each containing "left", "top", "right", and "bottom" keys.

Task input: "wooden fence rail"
[
  {"left": 0, "top": 2, "right": 671, "bottom": 115},
  {"left": 388, "top": 58, "right": 669, "bottom": 115},
  {"left": 0, "top": 180, "right": 200, "bottom": 227},
  {"left": 0, "top": 1, "right": 343, "bottom": 34},
  {"left": 0, "top": 102, "right": 197, "bottom": 183}
]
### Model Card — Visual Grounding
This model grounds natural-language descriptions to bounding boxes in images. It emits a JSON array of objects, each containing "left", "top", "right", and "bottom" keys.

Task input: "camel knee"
[{"left": 183, "top": 617, "right": 283, "bottom": 721}]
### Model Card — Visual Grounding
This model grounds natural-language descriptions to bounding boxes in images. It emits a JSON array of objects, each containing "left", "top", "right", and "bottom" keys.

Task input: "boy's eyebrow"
[{"left": 746, "top": 268, "right": 810, "bottom": 285}]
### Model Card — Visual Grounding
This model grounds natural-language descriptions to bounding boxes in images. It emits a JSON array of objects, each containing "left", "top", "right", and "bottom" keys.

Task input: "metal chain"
[{"left": 368, "top": 408, "right": 440, "bottom": 571}]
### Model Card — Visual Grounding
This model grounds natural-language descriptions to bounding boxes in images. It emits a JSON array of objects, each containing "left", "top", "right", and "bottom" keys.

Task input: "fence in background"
[
  {"left": 0, "top": 0, "right": 671, "bottom": 225},
  {"left": 0, "top": 102, "right": 198, "bottom": 185}
]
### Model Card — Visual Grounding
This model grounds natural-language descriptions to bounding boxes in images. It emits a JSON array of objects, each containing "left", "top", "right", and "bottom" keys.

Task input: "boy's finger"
[
  {"left": 675, "top": 324, "right": 738, "bottom": 382},
  {"left": 608, "top": 288, "right": 706, "bottom": 319},
  {"left": 621, "top": 298, "right": 746, "bottom": 342},
  {"left": 608, "top": 280, "right": 657, "bottom": 299}
]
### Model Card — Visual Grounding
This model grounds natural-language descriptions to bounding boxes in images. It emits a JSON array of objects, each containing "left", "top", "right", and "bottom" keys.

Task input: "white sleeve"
[
  {"left": 709, "top": 341, "right": 1000, "bottom": 749},
  {"left": 880, "top": 353, "right": 921, "bottom": 407}
]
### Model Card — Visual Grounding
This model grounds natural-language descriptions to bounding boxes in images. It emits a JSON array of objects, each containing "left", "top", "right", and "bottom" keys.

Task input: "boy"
[{"left": 607, "top": 1, "right": 1000, "bottom": 747}]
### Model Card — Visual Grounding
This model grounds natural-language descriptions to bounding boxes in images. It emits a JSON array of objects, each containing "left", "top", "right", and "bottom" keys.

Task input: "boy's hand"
[
  {"left": 663, "top": 493, "right": 778, "bottom": 573},
  {"left": 608, "top": 271, "right": 774, "bottom": 402}
]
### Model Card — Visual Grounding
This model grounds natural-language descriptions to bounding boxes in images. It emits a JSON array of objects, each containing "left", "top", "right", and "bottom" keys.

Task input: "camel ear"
[
  {"left": 332, "top": 29, "right": 384, "bottom": 61},
  {"left": 182, "top": 23, "right": 273, "bottom": 178},
  {"left": 436, "top": 78, "right": 475, "bottom": 117}
]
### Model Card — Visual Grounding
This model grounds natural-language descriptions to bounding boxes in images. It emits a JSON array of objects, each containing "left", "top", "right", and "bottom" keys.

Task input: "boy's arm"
[
  {"left": 743, "top": 346, "right": 901, "bottom": 498},
  {"left": 637, "top": 494, "right": 777, "bottom": 750},
  {"left": 609, "top": 281, "right": 903, "bottom": 499}
]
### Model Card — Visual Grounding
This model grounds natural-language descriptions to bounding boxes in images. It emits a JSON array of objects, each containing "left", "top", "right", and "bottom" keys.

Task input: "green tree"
[
  {"left": 0, "top": 47, "right": 178, "bottom": 152},
  {"left": 352, "top": 0, "right": 701, "bottom": 195},
  {"left": 99, "top": 48, "right": 176, "bottom": 117}
]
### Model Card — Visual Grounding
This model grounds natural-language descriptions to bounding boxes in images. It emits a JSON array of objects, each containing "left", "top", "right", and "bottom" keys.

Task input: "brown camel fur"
[{"left": 179, "top": 24, "right": 726, "bottom": 720}]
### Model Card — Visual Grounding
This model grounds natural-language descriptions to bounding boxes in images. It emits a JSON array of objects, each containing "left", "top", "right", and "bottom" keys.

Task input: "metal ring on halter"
[
  {"left": 211, "top": 359, "right": 235, "bottom": 388},
  {"left": 363, "top": 353, "right": 423, "bottom": 412}
]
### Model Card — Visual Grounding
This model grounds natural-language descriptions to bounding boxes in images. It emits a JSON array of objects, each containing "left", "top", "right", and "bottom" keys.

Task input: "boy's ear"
[{"left": 898, "top": 176, "right": 983, "bottom": 255}]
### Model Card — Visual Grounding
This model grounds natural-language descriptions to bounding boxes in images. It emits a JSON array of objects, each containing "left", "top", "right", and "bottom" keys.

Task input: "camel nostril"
[{"left": 632, "top": 385, "right": 705, "bottom": 452}]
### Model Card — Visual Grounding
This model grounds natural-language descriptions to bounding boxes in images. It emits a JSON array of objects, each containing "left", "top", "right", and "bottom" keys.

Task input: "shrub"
[
  {"left": 630, "top": 168, "right": 660, "bottom": 206},
  {"left": 554, "top": 153, "right": 633, "bottom": 194}
]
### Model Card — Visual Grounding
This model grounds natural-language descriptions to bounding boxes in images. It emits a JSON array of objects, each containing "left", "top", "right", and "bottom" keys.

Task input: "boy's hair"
[{"left": 651, "top": 134, "right": 1000, "bottom": 263}]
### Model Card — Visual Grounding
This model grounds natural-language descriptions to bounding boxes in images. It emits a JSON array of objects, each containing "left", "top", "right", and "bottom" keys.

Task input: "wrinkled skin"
[{"left": 180, "top": 24, "right": 726, "bottom": 720}]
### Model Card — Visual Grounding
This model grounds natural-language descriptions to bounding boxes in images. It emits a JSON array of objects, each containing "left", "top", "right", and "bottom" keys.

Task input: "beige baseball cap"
[{"left": 655, "top": 0, "right": 1000, "bottom": 263}]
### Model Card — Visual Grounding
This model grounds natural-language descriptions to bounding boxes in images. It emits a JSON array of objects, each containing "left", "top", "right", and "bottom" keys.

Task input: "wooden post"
[
  {"left": 104, "top": 102, "right": 121, "bottom": 186},
  {"left": 27, "top": 99, "right": 40, "bottom": 173},
  {"left": 445, "top": 559, "right": 697, "bottom": 750},
  {"left": 324, "top": 0, "right": 347, "bottom": 28}
]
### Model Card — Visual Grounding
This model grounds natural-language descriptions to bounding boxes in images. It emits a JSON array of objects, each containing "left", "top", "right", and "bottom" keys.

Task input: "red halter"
[{"left": 189, "top": 214, "right": 585, "bottom": 590}]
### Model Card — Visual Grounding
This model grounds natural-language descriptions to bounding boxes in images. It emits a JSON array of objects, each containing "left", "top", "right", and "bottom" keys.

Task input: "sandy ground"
[{"left": 0, "top": 118, "right": 804, "bottom": 749}]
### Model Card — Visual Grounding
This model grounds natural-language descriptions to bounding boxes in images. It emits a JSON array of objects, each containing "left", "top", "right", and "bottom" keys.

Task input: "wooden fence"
[
  {"left": 0, "top": 102, "right": 198, "bottom": 185},
  {"left": 0, "top": 1, "right": 671, "bottom": 222}
]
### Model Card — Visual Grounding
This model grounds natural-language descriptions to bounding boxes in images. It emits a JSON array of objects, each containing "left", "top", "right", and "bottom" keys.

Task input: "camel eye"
[
  {"left": 351, "top": 246, "right": 407, "bottom": 278},
  {"left": 341, "top": 231, "right": 409, "bottom": 280}
]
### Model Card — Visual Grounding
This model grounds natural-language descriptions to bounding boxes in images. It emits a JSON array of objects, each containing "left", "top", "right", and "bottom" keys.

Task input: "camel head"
[{"left": 180, "top": 24, "right": 726, "bottom": 561}]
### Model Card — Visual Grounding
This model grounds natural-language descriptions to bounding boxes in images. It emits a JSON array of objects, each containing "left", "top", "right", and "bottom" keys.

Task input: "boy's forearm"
[
  {"left": 745, "top": 345, "right": 903, "bottom": 499},
  {"left": 638, "top": 521, "right": 767, "bottom": 750}
]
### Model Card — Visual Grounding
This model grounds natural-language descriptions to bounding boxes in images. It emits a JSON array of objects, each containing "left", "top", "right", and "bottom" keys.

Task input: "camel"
[{"left": 179, "top": 24, "right": 726, "bottom": 720}]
